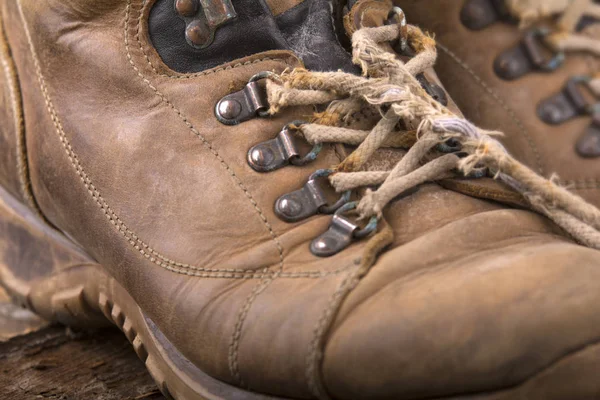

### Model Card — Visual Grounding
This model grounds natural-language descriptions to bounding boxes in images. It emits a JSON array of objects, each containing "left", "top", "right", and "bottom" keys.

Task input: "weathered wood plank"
[{"left": 0, "top": 288, "right": 165, "bottom": 400}]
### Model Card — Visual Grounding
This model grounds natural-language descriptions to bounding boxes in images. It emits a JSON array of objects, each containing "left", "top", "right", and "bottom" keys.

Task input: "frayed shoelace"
[{"left": 262, "top": 19, "right": 600, "bottom": 261}]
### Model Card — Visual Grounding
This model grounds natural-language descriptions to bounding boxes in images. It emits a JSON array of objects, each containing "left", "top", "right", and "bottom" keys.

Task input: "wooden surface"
[{"left": 0, "top": 288, "right": 165, "bottom": 400}]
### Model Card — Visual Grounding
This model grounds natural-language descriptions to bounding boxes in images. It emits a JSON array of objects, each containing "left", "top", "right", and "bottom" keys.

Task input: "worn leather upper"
[
  {"left": 2, "top": 0, "right": 600, "bottom": 398},
  {"left": 401, "top": 0, "right": 600, "bottom": 209}
]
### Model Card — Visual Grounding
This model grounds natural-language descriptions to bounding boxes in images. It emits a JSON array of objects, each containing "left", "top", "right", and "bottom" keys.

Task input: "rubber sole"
[{"left": 0, "top": 184, "right": 288, "bottom": 400}]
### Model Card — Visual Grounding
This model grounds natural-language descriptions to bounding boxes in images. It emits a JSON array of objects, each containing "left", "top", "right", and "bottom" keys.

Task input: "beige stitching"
[
  {"left": 436, "top": 42, "right": 546, "bottom": 176},
  {"left": 306, "top": 270, "right": 355, "bottom": 400},
  {"left": 0, "top": 14, "right": 42, "bottom": 218},
  {"left": 561, "top": 178, "right": 600, "bottom": 191},
  {"left": 228, "top": 275, "right": 277, "bottom": 386},
  {"left": 18, "top": 0, "right": 236, "bottom": 276},
  {"left": 128, "top": 0, "right": 285, "bottom": 275},
  {"left": 136, "top": 0, "right": 292, "bottom": 79},
  {"left": 17, "top": 0, "right": 351, "bottom": 280}
]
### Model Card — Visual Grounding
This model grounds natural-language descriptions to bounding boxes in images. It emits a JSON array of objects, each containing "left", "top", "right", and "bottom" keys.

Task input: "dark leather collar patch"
[{"left": 148, "top": 0, "right": 357, "bottom": 74}]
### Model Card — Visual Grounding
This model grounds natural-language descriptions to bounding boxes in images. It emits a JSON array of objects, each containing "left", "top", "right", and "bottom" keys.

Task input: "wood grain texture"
[{"left": 0, "top": 288, "right": 165, "bottom": 400}]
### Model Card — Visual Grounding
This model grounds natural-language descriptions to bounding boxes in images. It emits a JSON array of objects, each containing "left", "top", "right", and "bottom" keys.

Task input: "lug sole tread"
[{"left": 95, "top": 288, "right": 180, "bottom": 400}]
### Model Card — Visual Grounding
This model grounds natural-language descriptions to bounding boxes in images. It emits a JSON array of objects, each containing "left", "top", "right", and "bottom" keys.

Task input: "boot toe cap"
[{"left": 322, "top": 240, "right": 600, "bottom": 399}]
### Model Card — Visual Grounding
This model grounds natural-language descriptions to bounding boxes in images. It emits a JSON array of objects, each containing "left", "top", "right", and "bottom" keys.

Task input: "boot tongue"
[
  {"left": 148, "top": 0, "right": 357, "bottom": 74},
  {"left": 274, "top": 0, "right": 358, "bottom": 72}
]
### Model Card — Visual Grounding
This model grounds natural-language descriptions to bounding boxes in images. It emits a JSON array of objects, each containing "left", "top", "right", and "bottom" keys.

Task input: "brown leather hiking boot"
[
  {"left": 2, "top": 0, "right": 600, "bottom": 399},
  {"left": 401, "top": 0, "right": 600, "bottom": 208}
]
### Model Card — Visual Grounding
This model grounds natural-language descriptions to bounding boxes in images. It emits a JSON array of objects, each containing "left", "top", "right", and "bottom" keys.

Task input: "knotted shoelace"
[{"left": 263, "top": 20, "right": 600, "bottom": 263}]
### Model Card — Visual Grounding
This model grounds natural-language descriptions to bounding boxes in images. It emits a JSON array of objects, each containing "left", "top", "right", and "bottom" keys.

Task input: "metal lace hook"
[
  {"left": 274, "top": 169, "right": 352, "bottom": 223},
  {"left": 494, "top": 27, "right": 565, "bottom": 81},
  {"left": 386, "top": 6, "right": 408, "bottom": 54},
  {"left": 310, "top": 202, "right": 379, "bottom": 257},
  {"left": 247, "top": 121, "right": 323, "bottom": 172},
  {"left": 215, "top": 71, "right": 280, "bottom": 125},
  {"left": 537, "top": 75, "right": 600, "bottom": 125}
]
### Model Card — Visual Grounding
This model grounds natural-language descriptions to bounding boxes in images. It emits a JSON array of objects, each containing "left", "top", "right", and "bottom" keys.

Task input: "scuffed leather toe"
[{"left": 323, "top": 209, "right": 600, "bottom": 400}]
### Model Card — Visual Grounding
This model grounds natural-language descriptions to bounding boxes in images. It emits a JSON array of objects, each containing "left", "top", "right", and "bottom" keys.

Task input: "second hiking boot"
[
  {"left": 2, "top": 0, "right": 600, "bottom": 399},
  {"left": 402, "top": 0, "right": 600, "bottom": 207}
]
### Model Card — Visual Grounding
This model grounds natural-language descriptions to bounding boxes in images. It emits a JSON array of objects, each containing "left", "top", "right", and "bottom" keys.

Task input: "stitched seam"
[
  {"left": 228, "top": 275, "right": 278, "bottom": 386},
  {"left": 436, "top": 42, "right": 546, "bottom": 176},
  {"left": 306, "top": 269, "right": 355, "bottom": 400},
  {"left": 16, "top": 0, "right": 227, "bottom": 276},
  {"left": 137, "top": 1, "right": 292, "bottom": 79},
  {"left": 18, "top": 0, "right": 295, "bottom": 280},
  {"left": 128, "top": 0, "right": 287, "bottom": 274},
  {"left": 15, "top": 0, "right": 367, "bottom": 280},
  {"left": 0, "top": 13, "right": 42, "bottom": 219},
  {"left": 561, "top": 178, "right": 600, "bottom": 190},
  {"left": 303, "top": 216, "right": 569, "bottom": 399}
]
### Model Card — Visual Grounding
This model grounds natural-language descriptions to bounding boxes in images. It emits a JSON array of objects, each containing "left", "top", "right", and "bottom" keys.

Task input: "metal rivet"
[
  {"left": 217, "top": 99, "right": 242, "bottom": 120},
  {"left": 175, "top": 0, "right": 198, "bottom": 17},
  {"left": 311, "top": 236, "right": 338, "bottom": 253},
  {"left": 249, "top": 147, "right": 275, "bottom": 168},
  {"left": 461, "top": 0, "right": 491, "bottom": 30},
  {"left": 538, "top": 76, "right": 596, "bottom": 125},
  {"left": 461, "top": 0, "right": 511, "bottom": 30},
  {"left": 577, "top": 130, "right": 600, "bottom": 158},
  {"left": 469, "top": 3, "right": 486, "bottom": 19},
  {"left": 247, "top": 123, "right": 321, "bottom": 173},
  {"left": 215, "top": 73, "right": 270, "bottom": 125},
  {"left": 186, "top": 19, "right": 211, "bottom": 47},
  {"left": 495, "top": 29, "right": 565, "bottom": 81},
  {"left": 274, "top": 170, "right": 351, "bottom": 223},
  {"left": 276, "top": 198, "right": 303, "bottom": 219},
  {"left": 538, "top": 102, "right": 565, "bottom": 125},
  {"left": 577, "top": 114, "right": 600, "bottom": 158},
  {"left": 494, "top": 52, "right": 525, "bottom": 80}
]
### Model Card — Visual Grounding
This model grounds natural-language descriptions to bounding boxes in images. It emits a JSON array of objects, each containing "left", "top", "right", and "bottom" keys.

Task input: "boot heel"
[{"left": 0, "top": 184, "right": 109, "bottom": 327}]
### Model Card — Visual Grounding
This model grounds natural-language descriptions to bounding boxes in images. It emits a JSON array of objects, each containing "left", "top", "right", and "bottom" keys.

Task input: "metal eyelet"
[
  {"left": 310, "top": 202, "right": 379, "bottom": 257},
  {"left": 247, "top": 121, "right": 323, "bottom": 172},
  {"left": 538, "top": 76, "right": 600, "bottom": 125},
  {"left": 215, "top": 72, "right": 274, "bottom": 125},
  {"left": 494, "top": 28, "right": 565, "bottom": 81},
  {"left": 274, "top": 169, "right": 352, "bottom": 223},
  {"left": 460, "top": 0, "right": 511, "bottom": 31}
]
